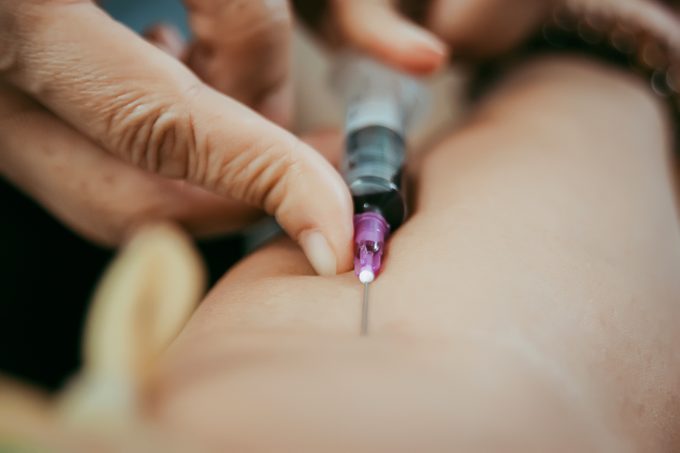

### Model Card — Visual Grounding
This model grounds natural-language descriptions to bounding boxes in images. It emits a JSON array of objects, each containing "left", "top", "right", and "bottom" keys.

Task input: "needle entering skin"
[{"left": 361, "top": 282, "right": 370, "bottom": 336}]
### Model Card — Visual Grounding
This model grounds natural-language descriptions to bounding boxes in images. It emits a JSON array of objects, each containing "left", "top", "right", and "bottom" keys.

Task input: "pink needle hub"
[{"left": 353, "top": 212, "right": 390, "bottom": 283}]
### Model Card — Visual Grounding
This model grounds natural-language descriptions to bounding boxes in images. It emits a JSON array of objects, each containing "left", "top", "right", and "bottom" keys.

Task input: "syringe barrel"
[
  {"left": 345, "top": 125, "right": 406, "bottom": 229},
  {"left": 334, "top": 54, "right": 423, "bottom": 230}
]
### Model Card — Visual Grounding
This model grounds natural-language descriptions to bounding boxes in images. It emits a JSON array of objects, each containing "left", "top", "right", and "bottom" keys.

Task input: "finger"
[
  {"left": 426, "top": 0, "right": 551, "bottom": 60},
  {"left": 0, "top": 83, "right": 261, "bottom": 245},
  {"left": 331, "top": 0, "right": 447, "bottom": 75},
  {"left": 184, "top": 0, "right": 293, "bottom": 125},
  {"left": 144, "top": 23, "right": 187, "bottom": 60},
  {"left": 0, "top": 1, "right": 353, "bottom": 274}
]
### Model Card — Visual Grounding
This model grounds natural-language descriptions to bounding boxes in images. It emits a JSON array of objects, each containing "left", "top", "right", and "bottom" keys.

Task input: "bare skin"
[{"left": 152, "top": 56, "right": 680, "bottom": 451}]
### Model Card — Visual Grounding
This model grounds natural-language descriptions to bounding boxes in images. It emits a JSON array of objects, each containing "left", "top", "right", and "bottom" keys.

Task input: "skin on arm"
[{"left": 152, "top": 56, "right": 680, "bottom": 451}]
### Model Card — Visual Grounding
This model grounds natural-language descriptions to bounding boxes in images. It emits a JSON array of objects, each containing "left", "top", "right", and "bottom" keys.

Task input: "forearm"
[{"left": 155, "top": 55, "right": 680, "bottom": 450}]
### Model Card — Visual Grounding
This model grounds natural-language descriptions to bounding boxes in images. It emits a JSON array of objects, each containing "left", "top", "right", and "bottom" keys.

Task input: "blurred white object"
[{"left": 332, "top": 52, "right": 426, "bottom": 135}]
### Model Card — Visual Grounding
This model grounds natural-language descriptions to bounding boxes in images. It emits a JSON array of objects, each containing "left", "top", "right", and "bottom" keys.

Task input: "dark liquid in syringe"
[
  {"left": 352, "top": 185, "right": 406, "bottom": 231},
  {"left": 345, "top": 125, "right": 407, "bottom": 230}
]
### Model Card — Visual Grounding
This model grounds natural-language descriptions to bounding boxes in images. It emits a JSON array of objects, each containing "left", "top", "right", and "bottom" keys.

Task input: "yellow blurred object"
[{"left": 0, "top": 223, "right": 205, "bottom": 452}]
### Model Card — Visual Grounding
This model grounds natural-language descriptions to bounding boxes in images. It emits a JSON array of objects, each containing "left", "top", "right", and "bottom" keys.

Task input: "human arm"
[{"left": 153, "top": 55, "right": 680, "bottom": 450}]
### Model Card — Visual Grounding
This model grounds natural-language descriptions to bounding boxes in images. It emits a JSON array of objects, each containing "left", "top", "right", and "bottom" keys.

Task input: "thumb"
[
  {"left": 0, "top": 1, "right": 353, "bottom": 275},
  {"left": 330, "top": 0, "right": 448, "bottom": 75}
]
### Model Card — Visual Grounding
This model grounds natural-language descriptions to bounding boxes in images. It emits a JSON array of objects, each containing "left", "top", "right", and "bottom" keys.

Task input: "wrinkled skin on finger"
[
  {"left": 0, "top": 80, "right": 261, "bottom": 245},
  {"left": 0, "top": 77, "right": 345, "bottom": 246}
]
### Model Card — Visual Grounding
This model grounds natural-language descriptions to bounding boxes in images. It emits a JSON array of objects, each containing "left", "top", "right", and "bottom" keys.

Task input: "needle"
[{"left": 361, "top": 282, "right": 370, "bottom": 336}]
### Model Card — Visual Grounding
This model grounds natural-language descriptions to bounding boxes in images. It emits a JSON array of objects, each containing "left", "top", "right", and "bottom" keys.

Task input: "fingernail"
[{"left": 300, "top": 230, "right": 337, "bottom": 276}]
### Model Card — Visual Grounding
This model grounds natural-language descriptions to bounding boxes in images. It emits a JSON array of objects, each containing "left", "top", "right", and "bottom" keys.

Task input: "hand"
[
  {"left": 0, "top": 0, "right": 353, "bottom": 276},
  {"left": 296, "top": 0, "right": 556, "bottom": 75},
  {"left": 182, "top": 0, "right": 294, "bottom": 126}
]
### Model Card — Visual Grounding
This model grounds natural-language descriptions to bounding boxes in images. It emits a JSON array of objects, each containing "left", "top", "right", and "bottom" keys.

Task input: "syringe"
[
  {"left": 334, "top": 54, "right": 425, "bottom": 335},
  {"left": 334, "top": 53, "right": 424, "bottom": 285}
]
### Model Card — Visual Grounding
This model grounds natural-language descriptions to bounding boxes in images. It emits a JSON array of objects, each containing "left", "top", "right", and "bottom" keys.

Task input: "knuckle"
[
  {"left": 103, "top": 88, "right": 199, "bottom": 179},
  {"left": 206, "top": 132, "right": 297, "bottom": 211}
]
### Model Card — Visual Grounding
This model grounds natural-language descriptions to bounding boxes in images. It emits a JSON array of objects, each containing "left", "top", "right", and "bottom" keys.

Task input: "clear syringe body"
[{"left": 334, "top": 54, "right": 425, "bottom": 282}]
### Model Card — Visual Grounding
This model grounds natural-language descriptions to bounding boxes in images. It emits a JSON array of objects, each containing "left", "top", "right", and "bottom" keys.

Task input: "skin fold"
[{"left": 151, "top": 56, "right": 680, "bottom": 451}]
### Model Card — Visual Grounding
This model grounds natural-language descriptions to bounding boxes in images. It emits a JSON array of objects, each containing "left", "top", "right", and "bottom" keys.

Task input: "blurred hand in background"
[{"left": 295, "top": 0, "right": 556, "bottom": 75}]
